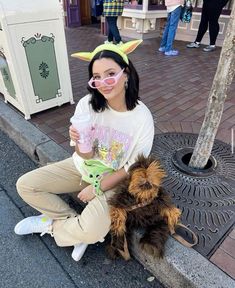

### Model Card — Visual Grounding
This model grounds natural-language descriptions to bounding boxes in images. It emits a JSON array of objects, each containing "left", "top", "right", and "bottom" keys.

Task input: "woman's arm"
[
  {"left": 78, "top": 168, "right": 128, "bottom": 203},
  {"left": 100, "top": 168, "right": 127, "bottom": 192}
]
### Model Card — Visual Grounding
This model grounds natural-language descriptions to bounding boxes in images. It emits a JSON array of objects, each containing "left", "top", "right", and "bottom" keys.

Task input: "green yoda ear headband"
[{"left": 71, "top": 39, "right": 143, "bottom": 64}]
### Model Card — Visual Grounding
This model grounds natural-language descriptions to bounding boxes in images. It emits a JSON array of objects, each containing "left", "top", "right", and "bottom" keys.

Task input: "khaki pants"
[{"left": 16, "top": 158, "right": 113, "bottom": 247}]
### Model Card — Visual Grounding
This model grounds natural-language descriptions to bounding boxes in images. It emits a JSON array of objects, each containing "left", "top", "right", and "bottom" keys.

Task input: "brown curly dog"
[{"left": 107, "top": 154, "right": 181, "bottom": 260}]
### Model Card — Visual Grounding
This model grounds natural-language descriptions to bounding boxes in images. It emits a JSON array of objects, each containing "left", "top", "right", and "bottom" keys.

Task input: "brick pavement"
[
  {"left": 2, "top": 24, "right": 235, "bottom": 280},
  {"left": 27, "top": 25, "right": 235, "bottom": 154}
]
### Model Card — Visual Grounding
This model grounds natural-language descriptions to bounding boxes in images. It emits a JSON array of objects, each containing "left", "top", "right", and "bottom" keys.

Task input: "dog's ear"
[
  {"left": 147, "top": 161, "right": 166, "bottom": 187},
  {"left": 128, "top": 154, "right": 157, "bottom": 173}
]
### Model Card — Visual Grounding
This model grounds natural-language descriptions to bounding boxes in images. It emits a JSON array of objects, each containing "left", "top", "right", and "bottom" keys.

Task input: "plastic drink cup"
[{"left": 70, "top": 114, "right": 92, "bottom": 153}]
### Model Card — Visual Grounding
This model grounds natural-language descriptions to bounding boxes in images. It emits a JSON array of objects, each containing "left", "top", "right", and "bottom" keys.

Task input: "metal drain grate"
[{"left": 151, "top": 133, "right": 235, "bottom": 258}]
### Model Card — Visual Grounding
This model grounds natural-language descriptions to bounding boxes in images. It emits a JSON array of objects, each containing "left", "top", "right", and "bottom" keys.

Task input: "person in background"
[
  {"left": 91, "top": 0, "right": 103, "bottom": 23},
  {"left": 103, "top": 0, "right": 124, "bottom": 45},
  {"left": 158, "top": 0, "right": 184, "bottom": 56},
  {"left": 186, "top": 0, "right": 229, "bottom": 52},
  {"left": 14, "top": 40, "right": 154, "bottom": 262}
]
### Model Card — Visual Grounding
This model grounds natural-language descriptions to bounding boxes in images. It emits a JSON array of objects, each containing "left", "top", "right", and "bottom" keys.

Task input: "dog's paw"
[
  {"left": 139, "top": 239, "right": 164, "bottom": 258},
  {"left": 161, "top": 207, "right": 181, "bottom": 234},
  {"left": 117, "top": 248, "right": 131, "bottom": 261},
  {"left": 105, "top": 245, "right": 119, "bottom": 260},
  {"left": 167, "top": 207, "right": 181, "bottom": 233}
]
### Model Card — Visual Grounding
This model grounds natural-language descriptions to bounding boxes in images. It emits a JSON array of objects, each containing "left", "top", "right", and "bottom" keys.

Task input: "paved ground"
[{"left": 0, "top": 24, "right": 234, "bottom": 284}]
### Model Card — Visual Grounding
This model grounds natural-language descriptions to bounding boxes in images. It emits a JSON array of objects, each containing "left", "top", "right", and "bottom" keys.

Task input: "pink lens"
[
  {"left": 103, "top": 77, "right": 116, "bottom": 85},
  {"left": 88, "top": 69, "right": 124, "bottom": 89}
]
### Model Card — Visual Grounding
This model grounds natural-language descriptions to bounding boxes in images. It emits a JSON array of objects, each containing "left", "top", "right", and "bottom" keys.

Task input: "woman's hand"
[
  {"left": 69, "top": 125, "right": 80, "bottom": 143},
  {"left": 70, "top": 124, "right": 94, "bottom": 159},
  {"left": 77, "top": 185, "right": 95, "bottom": 203}
]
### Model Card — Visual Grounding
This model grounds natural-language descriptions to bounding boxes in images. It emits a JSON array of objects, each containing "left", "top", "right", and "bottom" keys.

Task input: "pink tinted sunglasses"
[{"left": 88, "top": 69, "right": 124, "bottom": 89}]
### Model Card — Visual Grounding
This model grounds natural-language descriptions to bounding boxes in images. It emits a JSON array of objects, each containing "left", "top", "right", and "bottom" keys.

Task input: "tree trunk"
[{"left": 189, "top": 4, "right": 235, "bottom": 169}]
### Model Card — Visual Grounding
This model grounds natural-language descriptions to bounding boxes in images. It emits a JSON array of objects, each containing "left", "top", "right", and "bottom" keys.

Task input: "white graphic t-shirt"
[{"left": 71, "top": 94, "right": 154, "bottom": 174}]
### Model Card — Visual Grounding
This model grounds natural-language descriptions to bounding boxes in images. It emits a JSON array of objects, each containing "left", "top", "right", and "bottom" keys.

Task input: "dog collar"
[{"left": 126, "top": 200, "right": 153, "bottom": 212}]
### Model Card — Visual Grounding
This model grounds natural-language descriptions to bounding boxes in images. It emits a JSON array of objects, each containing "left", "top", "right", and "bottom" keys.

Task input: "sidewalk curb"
[
  {"left": 131, "top": 232, "right": 234, "bottom": 288},
  {"left": 0, "top": 100, "right": 234, "bottom": 288},
  {"left": 0, "top": 101, "right": 70, "bottom": 165}
]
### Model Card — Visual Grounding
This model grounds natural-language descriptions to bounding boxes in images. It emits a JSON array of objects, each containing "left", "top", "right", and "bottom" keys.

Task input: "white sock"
[{"left": 71, "top": 243, "right": 88, "bottom": 261}]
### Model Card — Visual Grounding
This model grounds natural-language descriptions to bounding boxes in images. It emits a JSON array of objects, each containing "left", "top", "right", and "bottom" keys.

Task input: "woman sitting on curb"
[{"left": 14, "top": 40, "right": 154, "bottom": 262}]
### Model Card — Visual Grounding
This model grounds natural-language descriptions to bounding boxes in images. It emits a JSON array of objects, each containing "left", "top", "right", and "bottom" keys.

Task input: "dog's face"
[{"left": 128, "top": 157, "right": 166, "bottom": 202}]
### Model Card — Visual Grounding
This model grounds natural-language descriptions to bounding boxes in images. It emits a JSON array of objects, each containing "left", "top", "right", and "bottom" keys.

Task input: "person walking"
[
  {"left": 14, "top": 40, "right": 155, "bottom": 262},
  {"left": 186, "top": 0, "right": 229, "bottom": 52},
  {"left": 158, "top": 0, "right": 184, "bottom": 56},
  {"left": 103, "top": 0, "right": 124, "bottom": 45}
]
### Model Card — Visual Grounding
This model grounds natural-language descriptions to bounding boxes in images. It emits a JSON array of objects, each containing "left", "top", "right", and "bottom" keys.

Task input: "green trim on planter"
[
  {"left": 0, "top": 57, "right": 16, "bottom": 99},
  {"left": 22, "top": 34, "right": 61, "bottom": 103}
]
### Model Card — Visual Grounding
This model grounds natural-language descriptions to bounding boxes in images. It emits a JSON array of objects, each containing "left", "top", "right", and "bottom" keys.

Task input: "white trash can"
[{"left": 0, "top": 0, "right": 74, "bottom": 119}]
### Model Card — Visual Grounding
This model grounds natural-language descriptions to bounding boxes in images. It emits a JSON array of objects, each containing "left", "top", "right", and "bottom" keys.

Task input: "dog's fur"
[{"left": 107, "top": 155, "right": 181, "bottom": 260}]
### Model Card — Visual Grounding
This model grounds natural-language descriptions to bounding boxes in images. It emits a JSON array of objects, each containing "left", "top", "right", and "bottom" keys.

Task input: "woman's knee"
[
  {"left": 16, "top": 170, "right": 36, "bottom": 198},
  {"left": 85, "top": 228, "right": 110, "bottom": 244},
  {"left": 83, "top": 217, "right": 111, "bottom": 244}
]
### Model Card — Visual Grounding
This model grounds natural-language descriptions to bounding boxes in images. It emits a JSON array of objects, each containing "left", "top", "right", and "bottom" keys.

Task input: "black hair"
[{"left": 87, "top": 50, "right": 140, "bottom": 112}]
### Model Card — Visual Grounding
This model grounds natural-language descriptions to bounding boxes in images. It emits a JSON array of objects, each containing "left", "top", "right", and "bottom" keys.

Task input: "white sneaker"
[
  {"left": 104, "top": 40, "right": 113, "bottom": 44},
  {"left": 186, "top": 42, "right": 200, "bottom": 48},
  {"left": 158, "top": 47, "right": 165, "bottom": 52},
  {"left": 203, "top": 45, "right": 216, "bottom": 52},
  {"left": 14, "top": 215, "right": 53, "bottom": 236},
  {"left": 71, "top": 243, "right": 88, "bottom": 261},
  {"left": 116, "top": 41, "right": 124, "bottom": 47}
]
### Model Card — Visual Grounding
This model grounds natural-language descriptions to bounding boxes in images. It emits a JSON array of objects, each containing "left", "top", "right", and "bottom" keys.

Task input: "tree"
[{"left": 189, "top": 3, "right": 235, "bottom": 169}]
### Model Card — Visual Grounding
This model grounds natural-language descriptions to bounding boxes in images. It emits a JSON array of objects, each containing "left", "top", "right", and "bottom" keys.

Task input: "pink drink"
[{"left": 70, "top": 114, "right": 92, "bottom": 153}]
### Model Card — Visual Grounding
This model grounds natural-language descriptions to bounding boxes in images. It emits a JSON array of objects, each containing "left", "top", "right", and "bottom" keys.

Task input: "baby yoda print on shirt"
[{"left": 92, "top": 124, "right": 133, "bottom": 170}]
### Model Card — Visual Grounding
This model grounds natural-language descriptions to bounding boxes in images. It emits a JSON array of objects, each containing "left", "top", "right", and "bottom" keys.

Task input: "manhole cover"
[{"left": 151, "top": 133, "right": 235, "bottom": 258}]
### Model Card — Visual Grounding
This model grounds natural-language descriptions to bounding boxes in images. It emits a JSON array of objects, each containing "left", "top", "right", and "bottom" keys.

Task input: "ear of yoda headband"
[{"left": 71, "top": 39, "right": 143, "bottom": 64}]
